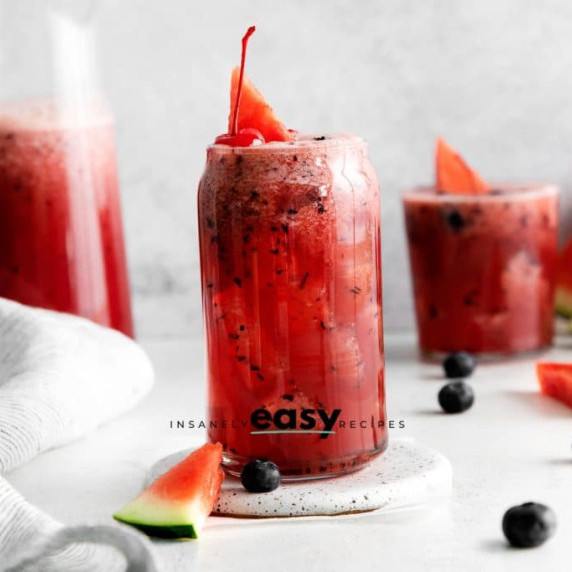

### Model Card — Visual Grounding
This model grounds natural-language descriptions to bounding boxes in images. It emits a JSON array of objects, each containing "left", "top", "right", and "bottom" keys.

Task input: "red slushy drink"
[
  {"left": 403, "top": 140, "right": 558, "bottom": 357},
  {"left": 199, "top": 134, "right": 387, "bottom": 478},
  {"left": 0, "top": 101, "right": 133, "bottom": 336}
]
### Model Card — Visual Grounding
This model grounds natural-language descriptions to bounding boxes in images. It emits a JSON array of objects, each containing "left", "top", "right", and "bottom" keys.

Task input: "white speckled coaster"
[{"left": 147, "top": 440, "right": 452, "bottom": 518}]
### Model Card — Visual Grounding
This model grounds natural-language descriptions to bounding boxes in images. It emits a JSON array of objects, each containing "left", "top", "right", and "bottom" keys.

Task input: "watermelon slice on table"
[
  {"left": 536, "top": 362, "right": 572, "bottom": 409},
  {"left": 555, "top": 235, "right": 572, "bottom": 318},
  {"left": 113, "top": 443, "right": 224, "bottom": 539},
  {"left": 228, "top": 67, "right": 294, "bottom": 143},
  {"left": 436, "top": 138, "right": 491, "bottom": 195}
]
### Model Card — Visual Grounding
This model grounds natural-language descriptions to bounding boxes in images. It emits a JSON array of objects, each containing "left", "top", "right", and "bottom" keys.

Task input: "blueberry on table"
[
  {"left": 241, "top": 460, "right": 281, "bottom": 493},
  {"left": 502, "top": 502, "right": 556, "bottom": 548},
  {"left": 443, "top": 351, "right": 476, "bottom": 378},
  {"left": 438, "top": 381, "right": 474, "bottom": 413}
]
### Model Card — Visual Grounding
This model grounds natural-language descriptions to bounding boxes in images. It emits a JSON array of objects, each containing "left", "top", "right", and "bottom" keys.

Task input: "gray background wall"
[{"left": 95, "top": 0, "right": 572, "bottom": 338}]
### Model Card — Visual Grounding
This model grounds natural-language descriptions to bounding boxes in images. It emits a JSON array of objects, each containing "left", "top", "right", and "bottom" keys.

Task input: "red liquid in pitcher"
[
  {"left": 0, "top": 101, "right": 133, "bottom": 336},
  {"left": 199, "top": 134, "right": 387, "bottom": 478}
]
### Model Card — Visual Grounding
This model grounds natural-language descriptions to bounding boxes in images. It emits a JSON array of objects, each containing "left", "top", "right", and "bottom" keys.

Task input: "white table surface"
[{"left": 7, "top": 332, "right": 572, "bottom": 572}]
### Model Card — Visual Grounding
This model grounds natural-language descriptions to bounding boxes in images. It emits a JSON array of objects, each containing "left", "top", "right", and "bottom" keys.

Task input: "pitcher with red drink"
[{"left": 0, "top": 3, "right": 133, "bottom": 336}]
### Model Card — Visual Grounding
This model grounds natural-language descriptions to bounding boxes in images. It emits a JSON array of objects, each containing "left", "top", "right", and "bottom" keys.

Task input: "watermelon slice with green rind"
[{"left": 113, "top": 442, "right": 224, "bottom": 539}]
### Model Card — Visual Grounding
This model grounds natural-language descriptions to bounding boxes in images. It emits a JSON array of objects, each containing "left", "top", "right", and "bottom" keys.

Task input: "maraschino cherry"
[
  {"left": 215, "top": 127, "right": 264, "bottom": 147},
  {"left": 215, "top": 26, "right": 265, "bottom": 147}
]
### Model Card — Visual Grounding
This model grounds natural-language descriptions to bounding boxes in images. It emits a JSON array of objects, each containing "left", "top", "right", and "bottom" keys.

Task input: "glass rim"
[
  {"left": 402, "top": 183, "right": 559, "bottom": 203},
  {"left": 207, "top": 132, "right": 367, "bottom": 155},
  {"left": 0, "top": 96, "right": 113, "bottom": 131}
]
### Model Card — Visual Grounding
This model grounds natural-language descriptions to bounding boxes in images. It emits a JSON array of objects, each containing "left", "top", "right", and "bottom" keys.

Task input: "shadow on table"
[
  {"left": 503, "top": 389, "right": 572, "bottom": 419},
  {"left": 206, "top": 502, "right": 447, "bottom": 533},
  {"left": 418, "top": 372, "right": 447, "bottom": 382},
  {"left": 409, "top": 408, "right": 444, "bottom": 417},
  {"left": 479, "top": 539, "right": 511, "bottom": 553},
  {"left": 547, "top": 458, "right": 572, "bottom": 466}
]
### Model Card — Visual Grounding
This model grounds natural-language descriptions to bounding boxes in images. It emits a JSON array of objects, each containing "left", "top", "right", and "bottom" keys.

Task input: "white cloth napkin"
[{"left": 0, "top": 298, "right": 160, "bottom": 571}]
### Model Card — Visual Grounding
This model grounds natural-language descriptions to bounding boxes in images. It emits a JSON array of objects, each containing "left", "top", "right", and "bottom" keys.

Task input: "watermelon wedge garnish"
[
  {"left": 113, "top": 443, "right": 224, "bottom": 539},
  {"left": 215, "top": 26, "right": 294, "bottom": 146},
  {"left": 228, "top": 67, "right": 293, "bottom": 143},
  {"left": 536, "top": 362, "right": 572, "bottom": 409},
  {"left": 436, "top": 138, "right": 490, "bottom": 195},
  {"left": 555, "top": 236, "right": 572, "bottom": 318}
]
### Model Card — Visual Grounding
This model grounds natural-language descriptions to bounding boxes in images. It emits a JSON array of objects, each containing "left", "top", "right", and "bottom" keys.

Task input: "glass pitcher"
[{"left": 0, "top": 0, "right": 133, "bottom": 336}]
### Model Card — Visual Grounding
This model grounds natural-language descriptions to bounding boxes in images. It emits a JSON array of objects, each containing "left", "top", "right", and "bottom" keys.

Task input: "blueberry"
[
  {"left": 438, "top": 381, "right": 474, "bottom": 413},
  {"left": 443, "top": 351, "right": 476, "bottom": 378},
  {"left": 240, "top": 459, "right": 281, "bottom": 493},
  {"left": 446, "top": 210, "right": 465, "bottom": 232},
  {"left": 502, "top": 502, "right": 556, "bottom": 548}
]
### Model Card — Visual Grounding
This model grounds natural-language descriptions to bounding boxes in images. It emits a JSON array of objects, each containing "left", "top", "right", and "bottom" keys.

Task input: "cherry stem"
[{"left": 231, "top": 25, "right": 256, "bottom": 136}]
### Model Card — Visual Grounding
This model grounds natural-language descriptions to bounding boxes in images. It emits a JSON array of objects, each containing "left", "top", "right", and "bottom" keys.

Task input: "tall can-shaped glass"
[
  {"left": 198, "top": 134, "right": 387, "bottom": 479},
  {"left": 0, "top": 0, "right": 133, "bottom": 336}
]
